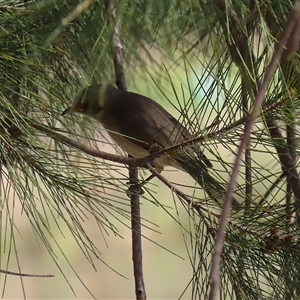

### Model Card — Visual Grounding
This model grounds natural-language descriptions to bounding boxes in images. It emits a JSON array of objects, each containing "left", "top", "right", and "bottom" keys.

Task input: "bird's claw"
[
  {"left": 149, "top": 143, "right": 162, "bottom": 154},
  {"left": 126, "top": 182, "right": 145, "bottom": 197}
]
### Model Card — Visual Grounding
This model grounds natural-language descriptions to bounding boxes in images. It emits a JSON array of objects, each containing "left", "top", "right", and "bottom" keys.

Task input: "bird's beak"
[
  {"left": 61, "top": 105, "right": 84, "bottom": 116},
  {"left": 61, "top": 106, "right": 72, "bottom": 116}
]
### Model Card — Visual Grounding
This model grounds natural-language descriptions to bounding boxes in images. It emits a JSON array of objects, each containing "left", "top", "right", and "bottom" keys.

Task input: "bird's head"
[{"left": 61, "top": 84, "right": 107, "bottom": 119}]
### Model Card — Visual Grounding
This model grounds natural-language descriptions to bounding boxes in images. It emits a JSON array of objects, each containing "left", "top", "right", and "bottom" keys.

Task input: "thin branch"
[
  {"left": 138, "top": 97, "right": 288, "bottom": 169},
  {"left": 30, "top": 89, "right": 289, "bottom": 177},
  {"left": 242, "top": 80, "right": 252, "bottom": 214},
  {"left": 267, "top": 119, "right": 300, "bottom": 215},
  {"left": 44, "top": 0, "right": 94, "bottom": 46},
  {"left": 29, "top": 121, "right": 152, "bottom": 167},
  {"left": 216, "top": 0, "right": 258, "bottom": 214},
  {"left": 283, "top": 1, "right": 300, "bottom": 59},
  {"left": 0, "top": 269, "right": 54, "bottom": 278},
  {"left": 128, "top": 165, "right": 146, "bottom": 299},
  {"left": 147, "top": 164, "right": 262, "bottom": 238},
  {"left": 286, "top": 120, "right": 296, "bottom": 227},
  {"left": 209, "top": 5, "right": 300, "bottom": 300},
  {"left": 265, "top": 1, "right": 300, "bottom": 223},
  {"left": 110, "top": 5, "right": 127, "bottom": 91},
  {"left": 109, "top": 2, "right": 146, "bottom": 299}
]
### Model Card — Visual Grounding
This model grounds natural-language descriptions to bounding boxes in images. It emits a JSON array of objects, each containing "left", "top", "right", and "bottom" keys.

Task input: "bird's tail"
[{"left": 175, "top": 154, "right": 240, "bottom": 209}]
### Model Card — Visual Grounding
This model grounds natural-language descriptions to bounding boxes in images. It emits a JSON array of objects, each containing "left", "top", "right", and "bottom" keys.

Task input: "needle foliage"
[{"left": 1, "top": 0, "right": 300, "bottom": 299}]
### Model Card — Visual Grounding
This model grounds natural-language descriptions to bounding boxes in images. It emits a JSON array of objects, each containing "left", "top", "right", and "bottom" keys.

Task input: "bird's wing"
[{"left": 104, "top": 88, "right": 212, "bottom": 167}]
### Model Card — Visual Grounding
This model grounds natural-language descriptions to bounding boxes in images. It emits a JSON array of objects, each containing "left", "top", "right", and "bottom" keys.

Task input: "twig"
[
  {"left": 29, "top": 121, "right": 149, "bottom": 167},
  {"left": 266, "top": 119, "right": 300, "bottom": 220},
  {"left": 286, "top": 118, "right": 296, "bottom": 227},
  {"left": 282, "top": 1, "right": 300, "bottom": 59},
  {"left": 209, "top": 4, "right": 299, "bottom": 300},
  {"left": 129, "top": 165, "right": 146, "bottom": 299},
  {"left": 138, "top": 97, "right": 287, "bottom": 168},
  {"left": 0, "top": 269, "right": 54, "bottom": 277},
  {"left": 44, "top": 0, "right": 93, "bottom": 47},
  {"left": 216, "top": 0, "right": 257, "bottom": 214},
  {"left": 0, "top": 5, "right": 26, "bottom": 12},
  {"left": 110, "top": 6, "right": 126, "bottom": 91},
  {"left": 147, "top": 164, "right": 262, "bottom": 237},
  {"left": 278, "top": 2, "right": 300, "bottom": 225},
  {"left": 242, "top": 82, "right": 252, "bottom": 214},
  {"left": 30, "top": 120, "right": 263, "bottom": 238},
  {"left": 109, "top": 2, "right": 146, "bottom": 299}
]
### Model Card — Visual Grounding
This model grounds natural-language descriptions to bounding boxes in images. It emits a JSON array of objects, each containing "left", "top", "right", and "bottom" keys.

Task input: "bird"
[{"left": 62, "top": 84, "right": 240, "bottom": 208}]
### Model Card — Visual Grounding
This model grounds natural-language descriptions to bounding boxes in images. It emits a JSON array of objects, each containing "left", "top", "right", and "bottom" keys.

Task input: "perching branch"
[
  {"left": 30, "top": 121, "right": 155, "bottom": 167},
  {"left": 109, "top": 2, "right": 146, "bottom": 300}
]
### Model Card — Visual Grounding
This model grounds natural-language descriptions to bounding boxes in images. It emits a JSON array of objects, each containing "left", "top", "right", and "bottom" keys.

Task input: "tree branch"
[
  {"left": 109, "top": 2, "right": 146, "bottom": 299},
  {"left": 29, "top": 121, "right": 154, "bottom": 167},
  {"left": 147, "top": 164, "right": 262, "bottom": 238},
  {"left": 209, "top": 4, "right": 300, "bottom": 299},
  {"left": 266, "top": 119, "right": 300, "bottom": 219}
]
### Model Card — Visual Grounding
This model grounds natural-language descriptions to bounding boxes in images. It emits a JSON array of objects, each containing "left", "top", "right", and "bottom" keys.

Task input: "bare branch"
[
  {"left": 147, "top": 164, "right": 262, "bottom": 238},
  {"left": 110, "top": 3, "right": 127, "bottom": 91},
  {"left": 266, "top": 119, "right": 300, "bottom": 218},
  {"left": 283, "top": 1, "right": 300, "bottom": 59},
  {"left": 209, "top": 4, "right": 300, "bottom": 300},
  {"left": 29, "top": 121, "right": 152, "bottom": 167},
  {"left": 109, "top": 1, "right": 146, "bottom": 299}
]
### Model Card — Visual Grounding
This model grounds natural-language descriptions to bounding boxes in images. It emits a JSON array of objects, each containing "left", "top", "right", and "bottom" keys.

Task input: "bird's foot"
[
  {"left": 148, "top": 143, "right": 163, "bottom": 168},
  {"left": 149, "top": 143, "right": 163, "bottom": 154},
  {"left": 126, "top": 182, "right": 145, "bottom": 197}
]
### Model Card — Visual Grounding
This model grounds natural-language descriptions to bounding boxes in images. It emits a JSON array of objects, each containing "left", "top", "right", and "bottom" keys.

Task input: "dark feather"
[{"left": 102, "top": 86, "right": 212, "bottom": 168}]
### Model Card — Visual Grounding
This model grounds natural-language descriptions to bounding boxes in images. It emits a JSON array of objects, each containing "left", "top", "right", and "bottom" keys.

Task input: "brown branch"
[
  {"left": 140, "top": 96, "right": 288, "bottom": 169},
  {"left": 29, "top": 121, "right": 154, "bottom": 167},
  {"left": 242, "top": 82, "right": 252, "bottom": 214},
  {"left": 147, "top": 165, "right": 262, "bottom": 238},
  {"left": 282, "top": 1, "right": 300, "bottom": 59},
  {"left": 128, "top": 165, "right": 146, "bottom": 299},
  {"left": 278, "top": 8, "right": 300, "bottom": 226},
  {"left": 29, "top": 94, "right": 286, "bottom": 176},
  {"left": 0, "top": 6, "right": 23, "bottom": 11},
  {"left": 209, "top": 4, "right": 300, "bottom": 300},
  {"left": 267, "top": 119, "right": 300, "bottom": 213},
  {"left": 268, "top": 1, "right": 300, "bottom": 227},
  {"left": 286, "top": 122, "right": 296, "bottom": 226},
  {"left": 111, "top": 6, "right": 127, "bottom": 91},
  {"left": 29, "top": 89, "right": 289, "bottom": 180},
  {"left": 109, "top": 2, "right": 146, "bottom": 300}
]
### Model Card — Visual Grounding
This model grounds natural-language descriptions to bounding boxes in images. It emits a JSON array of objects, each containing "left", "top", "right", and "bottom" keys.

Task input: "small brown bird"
[{"left": 62, "top": 84, "right": 239, "bottom": 207}]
